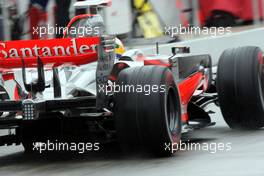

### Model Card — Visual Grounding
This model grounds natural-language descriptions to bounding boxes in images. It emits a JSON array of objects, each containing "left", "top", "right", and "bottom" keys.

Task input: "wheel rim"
[{"left": 166, "top": 87, "right": 179, "bottom": 134}]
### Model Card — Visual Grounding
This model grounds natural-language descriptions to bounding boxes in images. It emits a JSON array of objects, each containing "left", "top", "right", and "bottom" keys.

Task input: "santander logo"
[{"left": 0, "top": 37, "right": 99, "bottom": 59}]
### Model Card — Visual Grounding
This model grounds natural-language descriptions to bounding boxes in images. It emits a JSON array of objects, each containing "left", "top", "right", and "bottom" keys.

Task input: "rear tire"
[
  {"left": 114, "top": 66, "right": 181, "bottom": 156},
  {"left": 217, "top": 46, "right": 264, "bottom": 129}
]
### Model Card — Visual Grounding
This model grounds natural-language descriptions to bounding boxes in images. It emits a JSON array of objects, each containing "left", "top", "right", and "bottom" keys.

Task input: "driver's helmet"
[{"left": 115, "top": 38, "right": 126, "bottom": 59}]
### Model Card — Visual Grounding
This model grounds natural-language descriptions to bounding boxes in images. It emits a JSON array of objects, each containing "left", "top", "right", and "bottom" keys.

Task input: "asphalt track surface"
[{"left": 0, "top": 106, "right": 263, "bottom": 176}]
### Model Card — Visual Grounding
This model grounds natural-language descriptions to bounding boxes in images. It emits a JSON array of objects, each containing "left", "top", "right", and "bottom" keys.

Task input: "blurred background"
[{"left": 0, "top": 0, "right": 263, "bottom": 42}]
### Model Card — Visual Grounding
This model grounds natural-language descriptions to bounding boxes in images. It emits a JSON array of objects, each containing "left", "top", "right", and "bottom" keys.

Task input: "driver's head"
[{"left": 115, "top": 38, "right": 126, "bottom": 59}]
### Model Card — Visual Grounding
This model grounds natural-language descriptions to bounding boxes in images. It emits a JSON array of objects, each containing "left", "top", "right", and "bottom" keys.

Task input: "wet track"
[{"left": 0, "top": 106, "right": 264, "bottom": 176}]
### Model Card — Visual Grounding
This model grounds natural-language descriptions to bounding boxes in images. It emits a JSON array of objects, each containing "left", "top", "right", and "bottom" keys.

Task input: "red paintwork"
[
  {"left": 178, "top": 72, "right": 204, "bottom": 106},
  {"left": 14, "top": 85, "right": 20, "bottom": 101},
  {"left": 2, "top": 73, "right": 14, "bottom": 81},
  {"left": 178, "top": 72, "right": 204, "bottom": 122},
  {"left": 0, "top": 37, "right": 99, "bottom": 68},
  {"left": 199, "top": 0, "right": 263, "bottom": 22},
  {"left": 0, "top": 54, "right": 98, "bottom": 68}
]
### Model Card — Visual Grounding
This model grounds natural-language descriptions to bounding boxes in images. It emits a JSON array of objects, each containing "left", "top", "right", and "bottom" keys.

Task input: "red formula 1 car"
[{"left": 0, "top": 0, "right": 264, "bottom": 156}]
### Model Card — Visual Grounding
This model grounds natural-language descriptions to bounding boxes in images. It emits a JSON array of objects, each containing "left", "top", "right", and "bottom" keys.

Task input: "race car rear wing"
[
  {"left": 0, "top": 36, "right": 116, "bottom": 110},
  {"left": 0, "top": 37, "right": 101, "bottom": 68}
]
